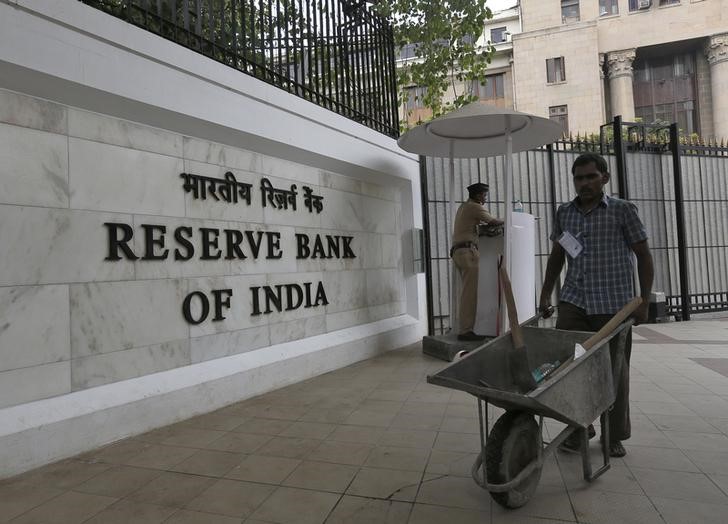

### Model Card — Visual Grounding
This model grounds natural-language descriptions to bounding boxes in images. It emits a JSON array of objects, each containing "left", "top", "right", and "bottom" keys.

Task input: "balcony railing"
[{"left": 80, "top": 0, "right": 399, "bottom": 137}]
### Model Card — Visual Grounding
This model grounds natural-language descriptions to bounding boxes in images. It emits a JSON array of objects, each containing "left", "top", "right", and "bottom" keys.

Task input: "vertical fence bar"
[
  {"left": 220, "top": 0, "right": 228, "bottom": 63},
  {"left": 359, "top": 17, "right": 369, "bottom": 125},
  {"left": 240, "top": 0, "right": 248, "bottom": 72},
  {"left": 265, "top": 0, "right": 271, "bottom": 76},
  {"left": 281, "top": 0, "right": 289, "bottom": 86},
  {"left": 310, "top": 0, "right": 319, "bottom": 104},
  {"left": 323, "top": 0, "right": 331, "bottom": 109},
  {"left": 231, "top": 0, "right": 238, "bottom": 68},
  {"left": 328, "top": 0, "right": 340, "bottom": 112},
  {"left": 291, "top": 0, "right": 299, "bottom": 92},
  {"left": 546, "top": 144, "right": 558, "bottom": 223},
  {"left": 275, "top": 0, "right": 282, "bottom": 82},
  {"left": 380, "top": 17, "right": 390, "bottom": 133},
  {"left": 613, "top": 115, "right": 628, "bottom": 200},
  {"left": 339, "top": 8, "right": 350, "bottom": 118},
  {"left": 386, "top": 22, "right": 398, "bottom": 136},
  {"left": 352, "top": 12, "right": 362, "bottom": 121},
  {"left": 250, "top": 0, "right": 258, "bottom": 76},
  {"left": 670, "top": 123, "right": 691, "bottom": 321},
  {"left": 420, "top": 156, "right": 435, "bottom": 335}
]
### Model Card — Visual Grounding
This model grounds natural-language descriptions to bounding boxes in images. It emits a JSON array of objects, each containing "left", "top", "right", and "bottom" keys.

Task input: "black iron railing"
[{"left": 80, "top": 0, "right": 399, "bottom": 137}]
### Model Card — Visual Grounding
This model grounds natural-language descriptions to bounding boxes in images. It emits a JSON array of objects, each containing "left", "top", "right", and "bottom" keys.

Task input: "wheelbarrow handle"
[{"left": 582, "top": 297, "right": 642, "bottom": 351}]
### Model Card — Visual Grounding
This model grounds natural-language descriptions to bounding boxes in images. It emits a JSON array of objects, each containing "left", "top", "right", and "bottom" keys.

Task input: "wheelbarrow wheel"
[{"left": 486, "top": 411, "right": 542, "bottom": 509}]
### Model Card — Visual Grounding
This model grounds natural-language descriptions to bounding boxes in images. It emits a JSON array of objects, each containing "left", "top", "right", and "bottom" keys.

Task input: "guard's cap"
[{"left": 467, "top": 182, "right": 489, "bottom": 193}]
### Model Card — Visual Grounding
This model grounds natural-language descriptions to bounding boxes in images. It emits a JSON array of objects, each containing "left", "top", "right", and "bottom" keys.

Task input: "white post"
[
  {"left": 504, "top": 117, "right": 514, "bottom": 275},
  {"left": 448, "top": 140, "right": 458, "bottom": 334},
  {"left": 503, "top": 116, "right": 514, "bottom": 332}
]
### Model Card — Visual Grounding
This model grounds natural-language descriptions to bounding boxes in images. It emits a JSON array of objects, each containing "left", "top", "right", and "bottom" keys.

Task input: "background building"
[
  {"left": 397, "top": 3, "right": 520, "bottom": 126},
  {"left": 514, "top": 0, "right": 728, "bottom": 138},
  {"left": 475, "top": 4, "right": 520, "bottom": 110},
  {"left": 400, "top": 1, "right": 728, "bottom": 139}
]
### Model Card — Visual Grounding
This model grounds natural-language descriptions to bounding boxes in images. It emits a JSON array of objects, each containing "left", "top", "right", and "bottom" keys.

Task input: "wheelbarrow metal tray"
[{"left": 427, "top": 326, "right": 623, "bottom": 428}]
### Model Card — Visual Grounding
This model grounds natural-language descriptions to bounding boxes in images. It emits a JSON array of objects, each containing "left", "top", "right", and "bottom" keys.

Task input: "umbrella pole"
[
  {"left": 448, "top": 140, "right": 458, "bottom": 334},
  {"left": 503, "top": 116, "right": 513, "bottom": 332}
]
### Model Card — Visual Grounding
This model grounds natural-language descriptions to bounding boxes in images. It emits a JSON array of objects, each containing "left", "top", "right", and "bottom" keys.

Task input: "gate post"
[
  {"left": 612, "top": 115, "right": 628, "bottom": 199},
  {"left": 669, "top": 124, "right": 691, "bottom": 321},
  {"left": 547, "top": 144, "right": 558, "bottom": 223},
  {"left": 419, "top": 155, "right": 436, "bottom": 334}
]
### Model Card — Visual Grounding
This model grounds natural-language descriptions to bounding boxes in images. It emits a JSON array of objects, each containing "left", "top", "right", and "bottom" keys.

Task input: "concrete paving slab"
[{"left": 3, "top": 320, "right": 728, "bottom": 522}]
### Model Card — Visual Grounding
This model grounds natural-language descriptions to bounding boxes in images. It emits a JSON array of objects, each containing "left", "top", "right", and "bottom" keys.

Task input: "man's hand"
[
  {"left": 539, "top": 243, "right": 565, "bottom": 321},
  {"left": 632, "top": 300, "right": 649, "bottom": 326},
  {"left": 539, "top": 299, "right": 555, "bottom": 319}
]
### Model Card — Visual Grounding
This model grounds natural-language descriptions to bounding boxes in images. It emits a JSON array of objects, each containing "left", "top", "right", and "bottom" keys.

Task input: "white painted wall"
[{"left": 0, "top": 0, "right": 426, "bottom": 477}]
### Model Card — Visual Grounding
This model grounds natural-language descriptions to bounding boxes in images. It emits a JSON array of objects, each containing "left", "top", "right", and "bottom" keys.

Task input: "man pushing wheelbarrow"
[
  {"left": 428, "top": 153, "right": 654, "bottom": 508},
  {"left": 539, "top": 153, "right": 654, "bottom": 458}
]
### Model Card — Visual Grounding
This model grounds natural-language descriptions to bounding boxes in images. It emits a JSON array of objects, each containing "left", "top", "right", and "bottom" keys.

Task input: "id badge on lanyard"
[{"left": 558, "top": 231, "right": 583, "bottom": 258}]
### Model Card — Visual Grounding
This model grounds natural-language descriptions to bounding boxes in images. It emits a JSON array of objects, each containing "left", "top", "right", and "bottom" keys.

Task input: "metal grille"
[
  {"left": 675, "top": 143, "right": 728, "bottom": 314},
  {"left": 80, "top": 0, "right": 399, "bottom": 137}
]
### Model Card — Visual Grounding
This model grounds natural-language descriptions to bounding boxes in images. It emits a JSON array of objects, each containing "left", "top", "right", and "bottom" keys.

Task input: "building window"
[
  {"left": 561, "top": 0, "right": 580, "bottom": 23},
  {"left": 546, "top": 57, "right": 566, "bottom": 83},
  {"left": 549, "top": 105, "right": 569, "bottom": 134},
  {"left": 633, "top": 53, "right": 697, "bottom": 135},
  {"left": 629, "top": 0, "right": 653, "bottom": 10},
  {"left": 405, "top": 86, "right": 427, "bottom": 111},
  {"left": 473, "top": 74, "right": 505, "bottom": 100},
  {"left": 659, "top": 0, "right": 680, "bottom": 5},
  {"left": 490, "top": 27, "right": 508, "bottom": 43},
  {"left": 599, "top": 0, "right": 619, "bottom": 16}
]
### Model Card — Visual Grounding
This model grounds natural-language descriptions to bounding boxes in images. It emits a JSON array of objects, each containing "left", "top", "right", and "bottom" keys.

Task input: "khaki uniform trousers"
[{"left": 452, "top": 247, "right": 480, "bottom": 334}]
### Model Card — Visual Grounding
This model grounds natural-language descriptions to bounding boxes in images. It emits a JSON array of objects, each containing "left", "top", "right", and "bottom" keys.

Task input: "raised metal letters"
[{"left": 180, "top": 171, "right": 253, "bottom": 205}]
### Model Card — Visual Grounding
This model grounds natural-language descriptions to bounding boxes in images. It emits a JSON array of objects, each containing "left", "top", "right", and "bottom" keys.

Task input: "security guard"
[{"left": 451, "top": 182, "right": 504, "bottom": 341}]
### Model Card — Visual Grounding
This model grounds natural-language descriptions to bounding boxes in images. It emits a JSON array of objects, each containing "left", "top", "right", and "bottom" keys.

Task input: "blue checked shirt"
[{"left": 550, "top": 194, "right": 648, "bottom": 315}]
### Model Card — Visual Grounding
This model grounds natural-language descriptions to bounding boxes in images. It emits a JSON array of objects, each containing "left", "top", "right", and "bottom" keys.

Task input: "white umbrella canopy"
[
  {"left": 398, "top": 103, "right": 562, "bottom": 333},
  {"left": 397, "top": 103, "right": 563, "bottom": 158}
]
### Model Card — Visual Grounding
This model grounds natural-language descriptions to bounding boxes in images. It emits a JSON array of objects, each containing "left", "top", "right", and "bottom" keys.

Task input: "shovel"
[
  {"left": 546, "top": 296, "right": 643, "bottom": 380},
  {"left": 498, "top": 261, "right": 538, "bottom": 392}
]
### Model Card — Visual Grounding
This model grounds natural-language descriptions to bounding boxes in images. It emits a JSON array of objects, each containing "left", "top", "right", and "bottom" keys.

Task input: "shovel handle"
[
  {"left": 582, "top": 297, "right": 642, "bottom": 351},
  {"left": 498, "top": 262, "right": 524, "bottom": 348},
  {"left": 538, "top": 297, "right": 642, "bottom": 387}
]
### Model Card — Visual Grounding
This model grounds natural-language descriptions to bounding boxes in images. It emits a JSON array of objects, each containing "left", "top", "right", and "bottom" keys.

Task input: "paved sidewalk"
[{"left": 2, "top": 318, "right": 728, "bottom": 523}]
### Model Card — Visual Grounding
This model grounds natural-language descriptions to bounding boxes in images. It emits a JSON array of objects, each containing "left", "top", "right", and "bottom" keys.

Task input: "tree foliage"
[{"left": 372, "top": 0, "right": 495, "bottom": 128}]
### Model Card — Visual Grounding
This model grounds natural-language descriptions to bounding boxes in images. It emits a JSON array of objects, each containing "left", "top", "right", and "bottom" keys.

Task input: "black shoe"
[
  {"left": 559, "top": 424, "right": 596, "bottom": 453},
  {"left": 609, "top": 441, "right": 627, "bottom": 457},
  {"left": 600, "top": 435, "right": 627, "bottom": 457},
  {"left": 457, "top": 331, "right": 487, "bottom": 341}
]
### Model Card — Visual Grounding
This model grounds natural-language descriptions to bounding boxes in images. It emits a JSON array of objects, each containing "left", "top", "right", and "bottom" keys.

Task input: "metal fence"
[
  {"left": 422, "top": 120, "right": 728, "bottom": 335},
  {"left": 80, "top": 0, "right": 399, "bottom": 137}
]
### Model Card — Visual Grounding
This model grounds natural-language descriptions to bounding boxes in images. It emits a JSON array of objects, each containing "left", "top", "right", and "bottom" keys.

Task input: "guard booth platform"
[{"left": 423, "top": 212, "right": 536, "bottom": 361}]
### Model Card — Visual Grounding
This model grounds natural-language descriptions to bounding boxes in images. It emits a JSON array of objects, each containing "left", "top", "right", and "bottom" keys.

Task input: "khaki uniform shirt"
[{"left": 452, "top": 200, "right": 498, "bottom": 245}]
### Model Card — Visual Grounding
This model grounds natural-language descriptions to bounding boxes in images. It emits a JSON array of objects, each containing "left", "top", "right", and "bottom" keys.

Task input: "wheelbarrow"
[{"left": 427, "top": 301, "right": 637, "bottom": 509}]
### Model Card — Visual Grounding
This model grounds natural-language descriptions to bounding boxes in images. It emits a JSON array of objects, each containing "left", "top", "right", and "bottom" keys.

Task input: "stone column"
[
  {"left": 606, "top": 49, "right": 636, "bottom": 122},
  {"left": 599, "top": 53, "right": 608, "bottom": 124},
  {"left": 706, "top": 33, "right": 728, "bottom": 141}
]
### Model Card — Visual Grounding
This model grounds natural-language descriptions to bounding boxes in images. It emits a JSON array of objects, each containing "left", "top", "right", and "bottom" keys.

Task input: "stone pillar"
[
  {"left": 696, "top": 49, "right": 715, "bottom": 140},
  {"left": 606, "top": 49, "right": 636, "bottom": 122},
  {"left": 706, "top": 33, "right": 728, "bottom": 141}
]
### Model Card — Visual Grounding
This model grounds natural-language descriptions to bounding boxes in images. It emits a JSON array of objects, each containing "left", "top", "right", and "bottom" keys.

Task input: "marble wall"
[{"left": 0, "top": 88, "right": 405, "bottom": 409}]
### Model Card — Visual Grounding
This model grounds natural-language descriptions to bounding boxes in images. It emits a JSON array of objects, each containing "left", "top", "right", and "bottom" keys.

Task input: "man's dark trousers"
[{"left": 556, "top": 301, "right": 632, "bottom": 442}]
